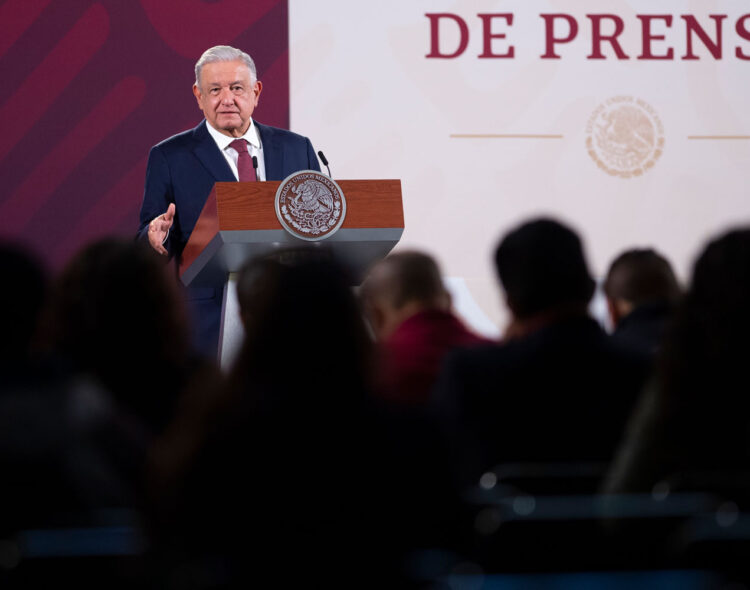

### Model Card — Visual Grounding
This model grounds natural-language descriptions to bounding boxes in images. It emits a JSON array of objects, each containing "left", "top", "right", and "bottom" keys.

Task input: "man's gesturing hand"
[{"left": 148, "top": 203, "right": 175, "bottom": 256}]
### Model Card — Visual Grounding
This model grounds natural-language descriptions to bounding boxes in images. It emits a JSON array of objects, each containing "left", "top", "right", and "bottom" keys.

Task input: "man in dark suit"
[
  {"left": 138, "top": 46, "right": 320, "bottom": 356},
  {"left": 432, "top": 218, "right": 651, "bottom": 490}
]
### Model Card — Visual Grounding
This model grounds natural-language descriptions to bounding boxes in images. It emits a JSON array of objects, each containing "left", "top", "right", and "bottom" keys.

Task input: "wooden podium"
[{"left": 178, "top": 179, "right": 404, "bottom": 364}]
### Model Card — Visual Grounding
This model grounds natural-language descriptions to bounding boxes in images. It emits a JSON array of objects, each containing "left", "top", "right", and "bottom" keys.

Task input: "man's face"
[{"left": 193, "top": 59, "right": 262, "bottom": 138}]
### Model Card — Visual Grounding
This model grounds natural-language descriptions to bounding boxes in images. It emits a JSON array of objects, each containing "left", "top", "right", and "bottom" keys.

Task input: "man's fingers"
[
  {"left": 146, "top": 207, "right": 173, "bottom": 256},
  {"left": 164, "top": 203, "right": 176, "bottom": 223},
  {"left": 148, "top": 231, "right": 168, "bottom": 255},
  {"left": 147, "top": 220, "right": 169, "bottom": 255}
]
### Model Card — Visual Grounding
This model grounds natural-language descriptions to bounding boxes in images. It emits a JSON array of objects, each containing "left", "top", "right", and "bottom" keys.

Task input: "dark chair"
[
  {"left": 476, "top": 461, "right": 610, "bottom": 496},
  {"left": 0, "top": 509, "right": 146, "bottom": 589},
  {"left": 462, "top": 462, "right": 723, "bottom": 573}
]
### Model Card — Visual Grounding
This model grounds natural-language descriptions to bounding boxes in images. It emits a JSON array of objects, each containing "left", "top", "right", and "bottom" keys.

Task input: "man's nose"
[{"left": 220, "top": 88, "right": 234, "bottom": 103}]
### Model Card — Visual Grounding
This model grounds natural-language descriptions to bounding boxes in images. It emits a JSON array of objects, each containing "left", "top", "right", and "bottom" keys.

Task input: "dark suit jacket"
[
  {"left": 432, "top": 314, "right": 652, "bottom": 489},
  {"left": 611, "top": 301, "right": 674, "bottom": 357},
  {"left": 137, "top": 120, "right": 320, "bottom": 356},
  {"left": 138, "top": 119, "right": 320, "bottom": 258}
]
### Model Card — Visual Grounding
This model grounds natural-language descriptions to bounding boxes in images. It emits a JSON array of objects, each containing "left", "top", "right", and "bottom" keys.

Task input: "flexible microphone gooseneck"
[
  {"left": 318, "top": 151, "right": 332, "bottom": 178},
  {"left": 251, "top": 155, "right": 259, "bottom": 180}
]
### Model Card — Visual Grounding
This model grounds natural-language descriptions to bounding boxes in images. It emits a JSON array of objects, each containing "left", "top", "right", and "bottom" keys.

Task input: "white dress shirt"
[{"left": 205, "top": 118, "right": 267, "bottom": 181}]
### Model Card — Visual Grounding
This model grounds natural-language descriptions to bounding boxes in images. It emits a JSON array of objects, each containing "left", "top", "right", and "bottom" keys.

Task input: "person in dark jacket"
[
  {"left": 433, "top": 218, "right": 652, "bottom": 489},
  {"left": 603, "top": 248, "right": 681, "bottom": 355},
  {"left": 150, "top": 249, "right": 429, "bottom": 585},
  {"left": 606, "top": 228, "right": 750, "bottom": 501}
]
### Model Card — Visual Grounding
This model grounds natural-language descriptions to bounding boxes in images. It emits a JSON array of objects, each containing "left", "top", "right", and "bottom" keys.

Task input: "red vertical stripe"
[
  {"left": 139, "top": 0, "right": 277, "bottom": 57},
  {"left": 54, "top": 157, "right": 147, "bottom": 264},
  {"left": 0, "top": 76, "right": 146, "bottom": 232},
  {"left": 0, "top": 0, "right": 52, "bottom": 58},
  {"left": 0, "top": 3, "right": 109, "bottom": 162}
]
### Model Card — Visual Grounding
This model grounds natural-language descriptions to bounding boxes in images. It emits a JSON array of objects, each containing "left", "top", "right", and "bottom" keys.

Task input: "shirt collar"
[{"left": 205, "top": 118, "right": 261, "bottom": 151}]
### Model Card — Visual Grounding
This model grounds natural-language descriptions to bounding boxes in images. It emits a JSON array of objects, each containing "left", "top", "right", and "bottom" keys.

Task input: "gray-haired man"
[{"left": 138, "top": 45, "right": 321, "bottom": 356}]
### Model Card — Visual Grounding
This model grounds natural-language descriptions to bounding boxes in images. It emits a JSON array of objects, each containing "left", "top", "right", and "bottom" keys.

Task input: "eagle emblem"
[{"left": 275, "top": 171, "right": 346, "bottom": 241}]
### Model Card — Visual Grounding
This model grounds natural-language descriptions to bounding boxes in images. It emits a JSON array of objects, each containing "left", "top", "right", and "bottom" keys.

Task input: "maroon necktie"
[{"left": 229, "top": 139, "right": 256, "bottom": 182}]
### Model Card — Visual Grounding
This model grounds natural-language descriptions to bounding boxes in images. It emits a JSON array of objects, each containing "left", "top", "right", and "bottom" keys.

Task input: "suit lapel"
[
  {"left": 191, "top": 120, "right": 235, "bottom": 182},
  {"left": 255, "top": 121, "right": 283, "bottom": 181}
]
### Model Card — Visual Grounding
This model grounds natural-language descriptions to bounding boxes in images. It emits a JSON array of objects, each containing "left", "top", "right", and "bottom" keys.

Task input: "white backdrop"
[{"left": 288, "top": 1, "right": 750, "bottom": 334}]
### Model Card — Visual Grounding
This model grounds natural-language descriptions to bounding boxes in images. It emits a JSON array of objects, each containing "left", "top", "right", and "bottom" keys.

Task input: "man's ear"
[
  {"left": 192, "top": 83, "right": 202, "bottom": 107},
  {"left": 252, "top": 80, "right": 263, "bottom": 107}
]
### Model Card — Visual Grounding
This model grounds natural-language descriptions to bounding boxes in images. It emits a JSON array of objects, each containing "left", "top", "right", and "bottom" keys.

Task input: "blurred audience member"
[
  {"left": 433, "top": 218, "right": 651, "bottom": 489},
  {"left": 0, "top": 242, "right": 47, "bottom": 385},
  {"left": 1, "top": 238, "right": 214, "bottom": 531},
  {"left": 360, "top": 251, "right": 488, "bottom": 405},
  {"left": 606, "top": 229, "right": 750, "bottom": 501},
  {"left": 150, "top": 249, "right": 417, "bottom": 584},
  {"left": 604, "top": 248, "right": 681, "bottom": 355},
  {"left": 0, "top": 242, "right": 66, "bottom": 530},
  {"left": 44, "top": 238, "right": 217, "bottom": 436}
]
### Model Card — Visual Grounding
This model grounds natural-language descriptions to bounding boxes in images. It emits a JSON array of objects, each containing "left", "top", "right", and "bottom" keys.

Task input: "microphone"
[
  {"left": 318, "top": 151, "right": 332, "bottom": 178},
  {"left": 252, "top": 155, "right": 259, "bottom": 181}
]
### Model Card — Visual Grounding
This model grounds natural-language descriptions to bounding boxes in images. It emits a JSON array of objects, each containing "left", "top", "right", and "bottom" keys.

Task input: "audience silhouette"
[
  {"left": 603, "top": 248, "right": 681, "bottom": 355},
  {"left": 0, "top": 242, "right": 47, "bottom": 384},
  {"left": 432, "top": 218, "right": 651, "bottom": 489},
  {"left": 361, "top": 250, "right": 488, "bottom": 405},
  {"left": 606, "top": 229, "right": 750, "bottom": 501},
  {"left": 149, "top": 249, "right": 409, "bottom": 585},
  {"left": 44, "top": 238, "right": 219, "bottom": 436},
  {"left": 1, "top": 222, "right": 748, "bottom": 586}
]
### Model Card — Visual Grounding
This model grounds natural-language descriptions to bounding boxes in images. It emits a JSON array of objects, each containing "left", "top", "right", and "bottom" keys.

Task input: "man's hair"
[
  {"left": 369, "top": 251, "right": 446, "bottom": 309},
  {"left": 494, "top": 218, "right": 595, "bottom": 319},
  {"left": 604, "top": 248, "right": 680, "bottom": 305},
  {"left": 195, "top": 45, "right": 257, "bottom": 86}
]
